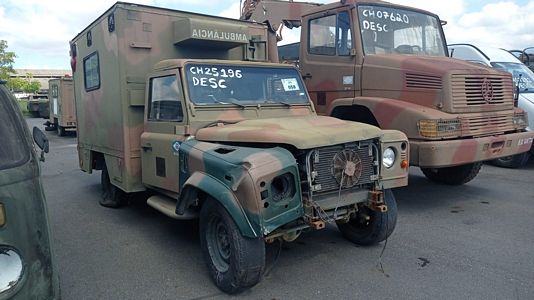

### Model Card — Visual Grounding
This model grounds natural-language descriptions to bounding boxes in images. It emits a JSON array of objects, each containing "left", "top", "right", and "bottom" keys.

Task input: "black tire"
[
  {"left": 58, "top": 126, "right": 66, "bottom": 136},
  {"left": 100, "top": 166, "right": 126, "bottom": 208},
  {"left": 421, "top": 162, "right": 482, "bottom": 185},
  {"left": 337, "top": 189, "right": 397, "bottom": 246},
  {"left": 490, "top": 152, "right": 530, "bottom": 169},
  {"left": 200, "top": 200, "right": 265, "bottom": 294}
]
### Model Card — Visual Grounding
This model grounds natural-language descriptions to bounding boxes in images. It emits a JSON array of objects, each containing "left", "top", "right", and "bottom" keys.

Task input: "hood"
[
  {"left": 364, "top": 54, "right": 507, "bottom": 77},
  {"left": 195, "top": 116, "right": 382, "bottom": 149},
  {"left": 519, "top": 93, "right": 534, "bottom": 106}
]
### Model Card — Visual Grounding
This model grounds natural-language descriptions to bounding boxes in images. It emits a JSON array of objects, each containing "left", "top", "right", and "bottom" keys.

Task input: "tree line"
[{"left": 1, "top": 40, "right": 42, "bottom": 93}]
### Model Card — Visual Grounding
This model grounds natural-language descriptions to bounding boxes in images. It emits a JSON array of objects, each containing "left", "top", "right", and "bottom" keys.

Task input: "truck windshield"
[
  {"left": 491, "top": 62, "right": 534, "bottom": 93},
  {"left": 358, "top": 5, "right": 446, "bottom": 56},
  {"left": 185, "top": 64, "right": 309, "bottom": 106}
]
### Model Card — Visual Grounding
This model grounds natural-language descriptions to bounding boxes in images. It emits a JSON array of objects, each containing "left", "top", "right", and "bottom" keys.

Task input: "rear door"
[{"left": 140, "top": 70, "right": 187, "bottom": 193}]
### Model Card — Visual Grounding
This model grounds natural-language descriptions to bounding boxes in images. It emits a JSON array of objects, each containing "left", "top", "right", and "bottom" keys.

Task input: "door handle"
[
  {"left": 141, "top": 144, "right": 152, "bottom": 151},
  {"left": 302, "top": 73, "right": 312, "bottom": 79}
]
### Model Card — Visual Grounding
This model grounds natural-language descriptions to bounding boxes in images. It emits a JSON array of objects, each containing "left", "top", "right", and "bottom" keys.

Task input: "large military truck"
[
  {"left": 70, "top": 2, "right": 409, "bottom": 293},
  {"left": 241, "top": 0, "right": 534, "bottom": 185},
  {"left": 44, "top": 77, "right": 76, "bottom": 136},
  {"left": 0, "top": 81, "right": 59, "bottom": 300},
  {"left": 25, "top": 92, "right": 48, "bottom": 118}
]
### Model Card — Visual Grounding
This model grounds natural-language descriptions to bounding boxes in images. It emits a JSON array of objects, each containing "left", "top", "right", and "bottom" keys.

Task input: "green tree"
[
  {"left": 25, "top": 80, "right": 41, "bottom": 93},
  {"left": 6, "top": 77, "right": 26, "bottom": 91},
  {"left": 0, "top": 40, "right": 16, "bottom": 80}
]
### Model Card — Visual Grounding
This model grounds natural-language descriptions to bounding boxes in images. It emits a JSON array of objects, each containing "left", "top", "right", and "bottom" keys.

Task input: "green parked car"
[{"left": 0, "top": 80, "right": 59, "bottom": 299}]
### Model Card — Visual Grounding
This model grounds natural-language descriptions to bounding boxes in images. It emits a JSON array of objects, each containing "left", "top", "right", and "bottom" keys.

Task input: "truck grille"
[
  {"left": 310, "top": 141, "right": 377, "bottom": 194},
  {"left": 461, "top": 113, "right": 516, "bottom": 137},
  {"left": 451, "top": 74, "right": 513, "bottom": 111}
]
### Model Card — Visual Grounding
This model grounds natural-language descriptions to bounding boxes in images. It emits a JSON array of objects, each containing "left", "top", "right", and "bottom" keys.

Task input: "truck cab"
[{"left": 242, "top": 0, "right": 534, "bottom": 185}]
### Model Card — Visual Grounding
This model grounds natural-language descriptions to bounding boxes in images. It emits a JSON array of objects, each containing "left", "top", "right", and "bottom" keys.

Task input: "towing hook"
[{"left": 368, "top": 190, "right": 388, "bottom": 212}]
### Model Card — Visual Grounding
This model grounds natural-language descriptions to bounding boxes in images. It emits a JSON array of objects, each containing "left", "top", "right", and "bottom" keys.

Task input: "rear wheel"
[
  {"left": 490, "top": 152, "right": 530, "bottom": 169},
  {"left": 337, "top": 189, "right": 397, "bottom": 246},
  {"left": 100, "top": 166, "right": 126, "bottom": 208},
  {"left": 200, "top": 200, "right": 265, "bottom": 294},
  {"left": 58, "top": 126, "right": 66, "bottom": 136},
  {"left": 421, "top": 162, "right": 482, "bottom": 185}
]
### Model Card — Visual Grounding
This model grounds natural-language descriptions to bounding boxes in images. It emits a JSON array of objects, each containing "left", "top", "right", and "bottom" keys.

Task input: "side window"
[
  {"left": 83, "top": 52, "right": 100, "bottom": 91},
  {"left": 309, "top": 15, "right": 336, "bottom": 55},
  {"left": 148, "top": 75, "right": 184, "bottom": 122},
  {"left": 0, "top": 89, "right": 30, "bottom": 170},
  {"left": 309, "top": 12, "right": 352, "bottom": 56}
]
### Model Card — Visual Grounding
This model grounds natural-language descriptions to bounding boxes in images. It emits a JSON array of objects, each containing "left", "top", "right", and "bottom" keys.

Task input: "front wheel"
[
  {"left": 490, "top": 152, "right": 530, "bottom": 169},
  {"left": 200, "top": 200, "right": 265, "bottom": 294},
  {"left": 337, "top": 189, "right": 397, "bottom": 246},
  {"left": 421, "top": 162, "right": 482, "bottom": 185}
]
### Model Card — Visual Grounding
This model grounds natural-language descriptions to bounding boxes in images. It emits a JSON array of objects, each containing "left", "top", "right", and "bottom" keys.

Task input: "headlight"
[
  {"left": 513, "top": 112, "right": 528, "bottom": 128},
  {"left": 271, "top": 172, "right": 296, "bottom": 202},
  {"left": 382, "top": 147, "right": 396, "bottom": 168},
  {"left": 0, "top": 246, "right": 24, "bottom": 294},
  {"left": 418, "top": 119, "right": 462, "bottom": 139}
]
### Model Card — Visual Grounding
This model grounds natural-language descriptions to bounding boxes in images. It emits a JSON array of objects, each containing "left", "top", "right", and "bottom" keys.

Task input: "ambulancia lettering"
[{"left": 191, "top": 29, "right": 248, "bottom": 42}]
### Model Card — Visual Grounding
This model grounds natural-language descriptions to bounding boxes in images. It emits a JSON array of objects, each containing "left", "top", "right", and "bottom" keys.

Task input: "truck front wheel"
[
  {"left": 337, "top": 189, "right": 397, "bottom": 246},
  {"left": 100, "top": 166, "right": 127, "bottom": 208},
  {"left": 490, "top": 152, "right": 530, "bottom": 169},
  {"left": 200, "top": 200, "right": 265, "bottom": 294},
  {"left": 421, "top": 162, "right": 482, "bottom": 185}
]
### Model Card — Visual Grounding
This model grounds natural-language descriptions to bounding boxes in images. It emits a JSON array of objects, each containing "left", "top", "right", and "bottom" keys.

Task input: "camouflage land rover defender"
[{"left": 71, "top": 3, "right": 408, "bottom": 293}]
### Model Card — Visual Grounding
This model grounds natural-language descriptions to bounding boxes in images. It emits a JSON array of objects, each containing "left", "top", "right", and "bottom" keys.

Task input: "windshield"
[
  {"left": 358, "top": 5, "right": 446, "bottom": 56},
  {"left": 185, "top": 64, "right": 309, "bottom": 106},
  {"left": 491, "top": 62, "right": 534, "bottom": 93}
]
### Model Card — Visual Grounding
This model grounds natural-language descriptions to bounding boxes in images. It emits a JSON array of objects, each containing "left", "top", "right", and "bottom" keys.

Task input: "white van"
[{"left": 448, "top": 43, "right": 534, "bottom": 168}]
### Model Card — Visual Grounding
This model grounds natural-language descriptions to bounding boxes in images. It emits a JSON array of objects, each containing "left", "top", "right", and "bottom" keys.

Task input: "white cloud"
[{"left": 219, "top": 2, "right": 241, "bottom": 19}]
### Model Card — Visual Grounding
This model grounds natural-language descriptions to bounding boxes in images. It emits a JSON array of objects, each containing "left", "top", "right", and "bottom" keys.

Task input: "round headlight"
[
  {"left": 0, "top": 246, "right": 24, "bottom": 294},
  {"left": 382, "top": 147, "right": 396, "bottom": 168}
]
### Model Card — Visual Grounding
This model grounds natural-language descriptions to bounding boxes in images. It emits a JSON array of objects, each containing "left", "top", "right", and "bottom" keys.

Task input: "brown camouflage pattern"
[{"left": 240, "top": 0, "right": 534, "bottom": 168}]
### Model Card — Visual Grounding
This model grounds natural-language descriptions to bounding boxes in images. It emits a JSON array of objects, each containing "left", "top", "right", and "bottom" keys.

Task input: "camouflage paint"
[
  {"left": 240, "top": 0, "right": 534, "bottom": 168},
  {"left": 0, "top": 84, "right": 60, "bottom": 300}
]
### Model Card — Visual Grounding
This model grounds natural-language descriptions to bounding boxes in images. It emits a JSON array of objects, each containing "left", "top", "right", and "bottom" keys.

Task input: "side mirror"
[{"left": 32, "top": 126, "right": 49, "bottom": 162}]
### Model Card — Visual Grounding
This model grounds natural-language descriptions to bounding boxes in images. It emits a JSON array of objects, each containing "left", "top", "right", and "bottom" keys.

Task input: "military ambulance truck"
[
  {"left": 45, "top": 77, "right": 76, "bottom": 136},
  {"left": 241, "top": 0, "right": 534, "bottom": 185},
  {"left": 71, "top": 2, "right": 409, "bottom": 293}
]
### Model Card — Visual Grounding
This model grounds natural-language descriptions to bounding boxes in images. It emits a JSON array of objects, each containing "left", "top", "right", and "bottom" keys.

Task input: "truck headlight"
[
  {"left": 418, "top": 119, "right": 462, "bottom": 139},
  {"left": 0, "top": 246, "right": 24, "bottom": 294},
  {"left": 382, "top": 147, "right": 396, "bottom": 168},
  {"left": 271, "top": 172, "right": 296, "bottom": 202},
  {"left": 513, "top": 112, "right": 528, "bottom": 128}
]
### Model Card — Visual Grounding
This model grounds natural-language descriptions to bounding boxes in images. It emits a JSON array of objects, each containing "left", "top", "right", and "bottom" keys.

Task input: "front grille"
[
  {"left": 310, "top": 141, "right": 377, "bottom": 194},
  {"left": 405, "top": 73, "right": 442, "bottom": 90},
  {"left": 461, "top": 113, "right": 516, "bottom": 137},
  {"left": 451, "top": 74, "right": 513, "bottom": 111}
]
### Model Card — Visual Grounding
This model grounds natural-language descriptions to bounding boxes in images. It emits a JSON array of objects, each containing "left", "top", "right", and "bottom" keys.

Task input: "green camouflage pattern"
[
  {"left": 240, "top": 0, "right": 534, "bottom": 168},
  {"left": 71, "top": 2, "right": 409, "bottom": 238}
]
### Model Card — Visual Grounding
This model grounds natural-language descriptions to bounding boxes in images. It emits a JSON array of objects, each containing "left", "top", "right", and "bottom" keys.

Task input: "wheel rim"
[{"left": 206, "top": 215, "right": 231, "bottom": 272}]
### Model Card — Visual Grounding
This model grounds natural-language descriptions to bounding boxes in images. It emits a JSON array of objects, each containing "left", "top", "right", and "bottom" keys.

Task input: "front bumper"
[{"left": 410, "top": 131, "right": 534, "bottom": 167}]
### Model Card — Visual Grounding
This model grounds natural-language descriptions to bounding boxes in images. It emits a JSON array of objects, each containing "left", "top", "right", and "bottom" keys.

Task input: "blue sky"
[{"left": 1, "top": 0, "right": 534, "bottom": 69}]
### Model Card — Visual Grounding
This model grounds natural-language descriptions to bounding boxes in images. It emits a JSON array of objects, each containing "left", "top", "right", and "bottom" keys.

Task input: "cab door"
[
  {"left": 140, "top": 70, "right": 187, "bottom": 193},
  {"left": 300, "top": 9, "right": 358, "bottom": 115}
]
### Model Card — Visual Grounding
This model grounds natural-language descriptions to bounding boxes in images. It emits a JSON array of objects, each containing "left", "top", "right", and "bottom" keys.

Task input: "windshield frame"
[
  {"left": 182, "top": 62, "right": 311, "bottom": 108},
  {"left": 355, "top": 3, "right": 449, "bottom": 57}
]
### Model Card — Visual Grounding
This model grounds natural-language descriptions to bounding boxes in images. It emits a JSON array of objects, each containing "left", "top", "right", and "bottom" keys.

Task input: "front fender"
[
  {"left": 178, "top": 172, "right": 259, "bottom": 238},
  {"left": 327, "top": 96, "right": 454, "bottom": 138}
]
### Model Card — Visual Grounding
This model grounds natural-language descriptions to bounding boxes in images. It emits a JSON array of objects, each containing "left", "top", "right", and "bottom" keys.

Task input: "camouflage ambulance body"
[
  {"left": 242, "top": 0, "right": 534, "bottom": 184},
  {"left": 71, "top": 2, "right": 408, "bottom": 293},
  {"left": 46, "top": 77, "right": 76, "bottom": 136}
]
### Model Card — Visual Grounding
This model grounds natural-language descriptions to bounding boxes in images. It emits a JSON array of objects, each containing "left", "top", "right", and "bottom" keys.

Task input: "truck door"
[
  {"left": 300, "top": 9, "right": 358, "bottom": 115},
  {"left": 140, "top": 71, "right": 187, "bottom": 193}
]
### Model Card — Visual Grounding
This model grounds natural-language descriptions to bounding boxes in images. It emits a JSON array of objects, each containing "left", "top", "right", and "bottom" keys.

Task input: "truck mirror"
[{"left": 32, "top": 126, "right": 49, "bottom": 161}]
